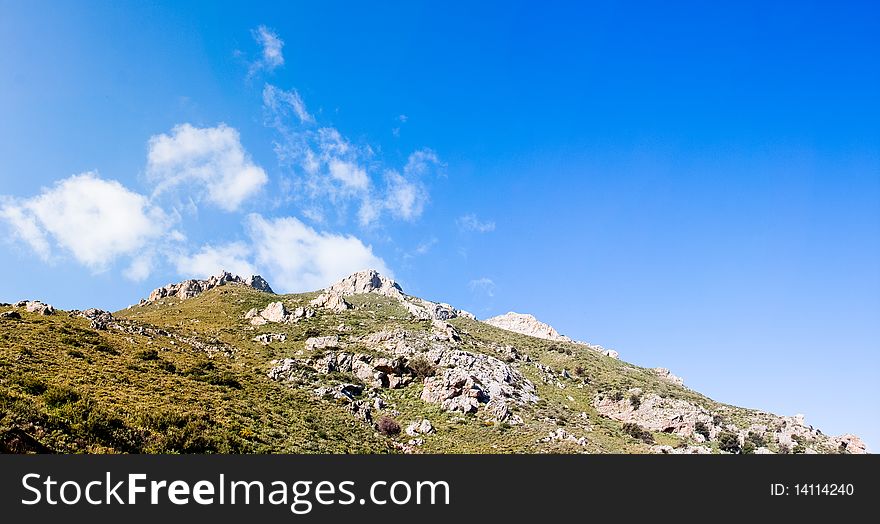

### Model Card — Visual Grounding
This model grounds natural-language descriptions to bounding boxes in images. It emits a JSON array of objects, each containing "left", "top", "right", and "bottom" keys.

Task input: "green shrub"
[
  {"left": 66, "top": 349, "right": 85, "bottom": 359},
  {"left": 16, "top": 375, "right": 47, "bottom": 395},
  {"left": 610, "top": 391, "right": 625, "bottom": 402},
  {"left": 746, "top": 431, "right": 766, "bottom": 448},
  {"left": 718, "top": 431, "right": 741, "bottom": 454},
  {"left": 136, "top": 349, "right": 160, "bottom": 361},
  {"left": 694, "top": 421, "right": 711, "bottom": 440},
  {"left": 43, "top": 385, "right": 81, "bottom": 408},
  {"left": 622, "top": 422, "right": 654, "bottom": 444},
  {"left": 407, "top": 355, "right": 436, "bottom": 379},
  {"left": 629, "top": 393, "right": 641, "bottom": 409}
]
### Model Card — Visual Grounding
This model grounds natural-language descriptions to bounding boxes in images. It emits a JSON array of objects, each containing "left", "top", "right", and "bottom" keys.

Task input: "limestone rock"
[
  {"left": 405, "top": 419, "right": 435, "bottom": 437},
  {"left": 593, "top": 391, "right": 718, "bottom": 438},
  {"left": 539, "top": 428, "right": 588, "bottom": 447},
  {"left": 143, "top": 270, "right": 274, "bottom": 304},
  {"left": 309, "top": 291, "right": 352, "bottom": 313},
  {"left": 484, "top": 312, "right": 572, "bottom": 342},
  {"left": 316, "top": 269, "right": 471, "bottom": 321},
  {"left": 829, "top": 434, "right": 868, "bottom": 455},
  {"left": 652, "top": 367, "right": 684, "bottom": 387},
  {"left": 305, "top": 335, "right": 341, "bottom": 351},
  {"left": 247, "top": 302, "right": 314, "bottom": 325},
  {"left": 252, "top": 333, "right": 287, "bottom": 345},
  {"left": 16, "top": 300, "right": 55, "bottom": 315},
  {"left": 78, "top": 308, "right": 114, "bottom": 330}
]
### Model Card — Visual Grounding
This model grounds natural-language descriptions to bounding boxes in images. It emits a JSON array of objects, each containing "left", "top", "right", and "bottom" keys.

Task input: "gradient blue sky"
[{"left": 1, "top": 1, "right": 878, "bottom": 449}]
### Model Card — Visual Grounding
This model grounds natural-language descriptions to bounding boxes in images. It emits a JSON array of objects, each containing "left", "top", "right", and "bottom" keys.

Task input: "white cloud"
[
  {"left": 384, "top": 169, "right": 427, "bottom": 221},
  {"left": 328, "top": 159, "right": 369, "bottom": 191},
  {"left": 175, "top": 242, "right": 257, "bottom": 279},
  {"left": 469, "top": 277, "right": 496, "bottom": 297},
  {"left": 147, "top": 123, "right": 268, "bottom": 212},
  {"left": 404, "top": 148, "right": 441, "bottom": 177},
  {"left": 398, "top": 114, "right": 408, "bottom": 123},
  {"left": 246, "top": 213, "right": 390, "bottom": 292},
  {"left": 457, "top": 213, "right": 496, "bottom": 233},
  {"left": 0, "top": 172, "right": 170, "bottom": 271},
  {"left": 263, "top": 84, "right": 313, "bottom": 124},
  {"left": 250, "top": 25, "right": 284, "bottom": 76}
]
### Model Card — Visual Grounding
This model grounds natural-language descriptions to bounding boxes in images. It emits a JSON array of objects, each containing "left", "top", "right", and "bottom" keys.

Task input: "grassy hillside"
[{"left": 0, "top": 282, "right": 855, "bottom": 454}]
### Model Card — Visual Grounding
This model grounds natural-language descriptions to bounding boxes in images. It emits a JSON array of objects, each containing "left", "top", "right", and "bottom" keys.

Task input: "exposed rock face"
[
  {"left": 420, "top": 347, "right": 538, "bottom": 421},
  {"left": 15, "top": 300, "right": 55, "bottom": 315},
  {"left": 309, "top": 292, "right": 351, "bottom": 313},
  {"left": 484, "top": 312, "right": 572, "bottom": 342},
  {"left": 143, "top": 271, "right": 274, "bottom": 304},
  {"left": 829, "top": 434, "right": 868, "bottom": 455},
  {"left": 652, "top": 367, "right": 684, "bottom": 387},
  {"left": 245, "top": 302, "right": 314, "bottom": 325},
  {"left": 78, "top": 308, "right": 114, "bottom": 330},
  {"left": 310, "top": 269, "right": 475, "bottom": 321},
  {"left": 594, "top": 390, "right": 718, "bottom": 439},
  {"left": 305, "top": 335, "right": 341, "bottom": 351}
]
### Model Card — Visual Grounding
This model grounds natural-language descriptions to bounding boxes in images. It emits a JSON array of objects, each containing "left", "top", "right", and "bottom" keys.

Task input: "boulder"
[
  {"left": 247, "top": 302, "right": 314, "bottom": 325},
  {"left": 405, "top": 419, "right": 435, "bottom": 437},
  {"left": 1, "top": 311, "right": 22, "bottom": 320}
]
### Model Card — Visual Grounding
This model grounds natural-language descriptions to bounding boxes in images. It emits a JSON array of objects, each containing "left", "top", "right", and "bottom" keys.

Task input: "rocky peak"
[
  {"left": 483, "top": 312, "right": 572, "bottom": 343},
  {"left": 325, "top": 269, "right": 404, "bottom": 298},
  {"left": 143, "top": 270, "right": 275, "bottom": 304},
  {"left": 311, "top": 269, "right": 474, "bottom": 322}
]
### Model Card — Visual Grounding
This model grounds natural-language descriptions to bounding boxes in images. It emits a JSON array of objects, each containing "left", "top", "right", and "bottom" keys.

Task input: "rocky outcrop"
[
  {"left": 420, "top": 347, "right": 538, "bottom": 421},
  {"left": 828, "top": 434, "right": 868, "bottom": 455},
  {"left": 594, "top": 390, "right": 718, "bottom": 439},
  {"left": 652, "top": 444, "right": 712, "bottom": 454},
  {"left": 652, "top": 367, "right": 684, "bottom": 387},
  {"left": 252, "top": 333, "right": 287, "bottom": 345},
  {"left": 15, "top": 300, "right": 55, "bottom": 315},
  {"left": 305, "top": 336, "right": 342, "bottom": 351},
  {"left": 245, "top": 302, "right": 314, "bottom": 325},
  {"left": 309, "top": 291, "right": 351, "bottom": 313},
  {"left": 484, "top": 312, "right": 572, "bottom": 342},
  {"left": 538, "top": 428, "right": 588, "bottom": 447},
  {"left": 143, "top": 271, "right": 274, "bottom": 304},
  {"left": 0, "top": 311, "right": 22, "bottom": 320},
  {"left": 483, "top": 311, "right": 617, "bottom": 357},
  {"left": 77, "top": 308, "right": 114, "bottom": 330},
  {"left": 310, "top": 269, "right": 476, "bottom": 321}
]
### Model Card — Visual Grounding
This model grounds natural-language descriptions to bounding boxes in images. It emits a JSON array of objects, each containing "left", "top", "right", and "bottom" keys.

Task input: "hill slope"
[{"left": 0, "top": 271, "right": 866, "bottom": 454}]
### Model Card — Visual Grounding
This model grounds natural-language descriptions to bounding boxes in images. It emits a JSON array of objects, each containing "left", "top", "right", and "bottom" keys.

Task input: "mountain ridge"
[{"left": 0, "top": 269, "right": 868, "bottom": 454}]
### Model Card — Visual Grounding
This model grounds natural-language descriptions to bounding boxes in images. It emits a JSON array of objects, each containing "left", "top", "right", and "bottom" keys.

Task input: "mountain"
[{"left": 0, "top": 270, "right": 867, "bottom": 454}]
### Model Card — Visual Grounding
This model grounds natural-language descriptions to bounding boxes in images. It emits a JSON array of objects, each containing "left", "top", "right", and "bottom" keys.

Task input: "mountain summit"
[{"left": 0, "top": 269, "right": 867, "bottom": 454}]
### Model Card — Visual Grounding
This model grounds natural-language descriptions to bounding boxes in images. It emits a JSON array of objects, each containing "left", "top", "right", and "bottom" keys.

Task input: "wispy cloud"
[
  {"left": 249, "top": 25, "right": 284, "bottom": 77},
  {"left": 0, "top": 172, "right": 172, "bottom": 276},
  {"left": 264, "top": 83, "right": 442, "bottom": 227},
  {"left": 468, "top": 277, "right": 496, "bottom": 297},
  {"left": 457, "top": 213, "right": 496, "bottom": 233},
  {"left": 147, "top": 123, "right": 268, "bottom": 212}
]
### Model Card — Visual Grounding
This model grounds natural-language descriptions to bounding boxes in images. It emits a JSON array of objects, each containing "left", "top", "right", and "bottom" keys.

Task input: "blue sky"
[{"left": 1, "top": 1, "right": 878, "bottom": 449}]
